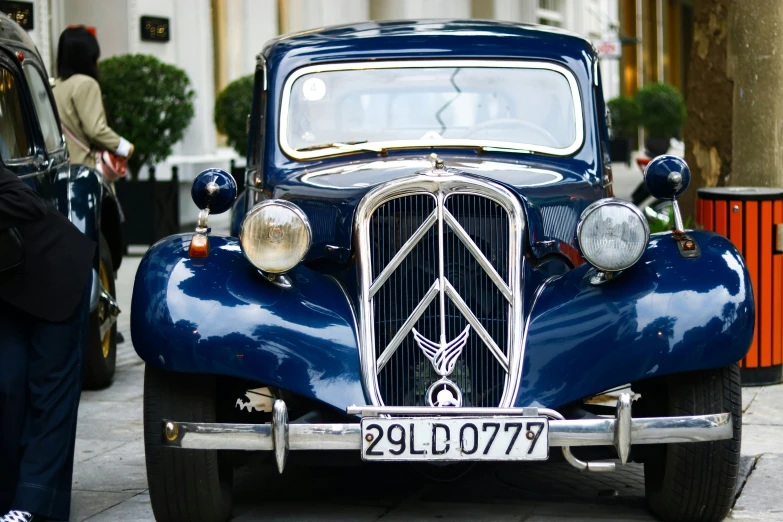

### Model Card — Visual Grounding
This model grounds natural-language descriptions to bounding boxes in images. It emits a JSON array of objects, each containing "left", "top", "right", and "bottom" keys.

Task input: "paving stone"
[
  {"left": 74, "top": 438, "right": 129, "bottom": 464},
  {"left": 527, "top": 501, "right": 654, "bottom": 520},
  {"left": 82, "top": 492, "right": 153, "bottom": 522},
  {"left": 742, "top": 387, "right": 763, "bottom": 413},
  {"left": 737, "top": 455, "right": 758, "bottom": 497},
  {"left": 380, "top": 501, "right": 533, "bottom": 521},
  {"left": 78, "top": 399, "right": 143, "bottom": 422},
  {"left": 233, "top": 503, "right": 387, "bottom": 521},
  {"left": 72, "top": 440, "right": 148, "bottom": 493},
  {"left": 80, "top": 367, "right": 144, "bottom": 403},
  {"left": 743, "top": 385, "right": 783, "bottom": 425},
  {"left": 741, "top": 424, "right": 783, "bottom": 457},
  {"left": 69, "top": 490, "right": 138, "bottom": 522},
  {"left": 730, "top": 453, "right": 783, "bottom": 520}
]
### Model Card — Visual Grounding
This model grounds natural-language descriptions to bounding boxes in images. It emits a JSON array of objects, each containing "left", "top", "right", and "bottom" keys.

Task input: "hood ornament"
[
  {"left": 429, "top": 152, "right": 445, "bottom": 170},
  {"left": 413, "top": 324, "right": 470, "bottom": 407}
]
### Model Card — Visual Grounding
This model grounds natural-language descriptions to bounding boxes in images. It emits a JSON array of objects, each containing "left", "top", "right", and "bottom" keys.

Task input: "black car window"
[
  {"left": 24, "top": 64, "right": 63, "bottom": 152},
  {"left": 0, "top": 66, "right": 31, "bottom": 160}
]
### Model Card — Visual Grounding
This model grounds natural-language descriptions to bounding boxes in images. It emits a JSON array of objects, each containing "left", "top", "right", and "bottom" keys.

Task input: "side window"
[
  {"left": 24, "top": 64, "right": 64, "bottom": 152},
  {"left": 0, "top": 66, "right": 31, "bottom": 160}
]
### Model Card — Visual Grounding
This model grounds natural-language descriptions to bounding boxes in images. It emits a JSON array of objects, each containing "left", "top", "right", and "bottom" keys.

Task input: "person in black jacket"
[{"left": 0, "top": 162, "right": 95, "bottom": 522}]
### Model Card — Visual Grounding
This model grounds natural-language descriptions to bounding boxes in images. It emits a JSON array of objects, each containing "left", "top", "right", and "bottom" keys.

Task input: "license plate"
[{"left": 360, "top": 417, "right": 549, "bottom": 461}]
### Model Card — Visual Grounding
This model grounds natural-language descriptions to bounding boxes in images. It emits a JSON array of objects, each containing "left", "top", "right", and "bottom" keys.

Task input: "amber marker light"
[{"left": 189, "top": 233, "right": 209, "bottom": 258}]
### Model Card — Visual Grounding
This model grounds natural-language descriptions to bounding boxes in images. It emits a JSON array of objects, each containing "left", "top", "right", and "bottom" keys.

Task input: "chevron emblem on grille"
[{"left": 412, "top": 325, "right": 471, "bottom": 377}]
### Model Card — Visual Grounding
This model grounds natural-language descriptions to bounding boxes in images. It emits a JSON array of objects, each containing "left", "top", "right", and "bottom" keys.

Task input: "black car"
[{"left": 0, "top": 13, "right": 122, "bottom": 388}]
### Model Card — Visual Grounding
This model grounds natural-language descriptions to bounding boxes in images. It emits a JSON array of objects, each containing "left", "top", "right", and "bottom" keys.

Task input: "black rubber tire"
[
  {"left": 643, "top": 364, "right": 742, "bottom": 522},
  {"left": 83, "top": 234, "right": 117, "bottom": 389},
  {"left": 144, "top": 366, "right": 233, "bottom": 522}
]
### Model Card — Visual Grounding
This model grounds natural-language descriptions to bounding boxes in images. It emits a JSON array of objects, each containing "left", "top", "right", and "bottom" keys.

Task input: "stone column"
[{"left": 728, "top": 0, "right": 783, "bottom": 187}]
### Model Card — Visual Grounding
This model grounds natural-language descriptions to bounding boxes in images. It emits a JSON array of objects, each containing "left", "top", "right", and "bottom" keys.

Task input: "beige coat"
[{"left": 53, "top": 74, "right": 121, "bottom": 169}]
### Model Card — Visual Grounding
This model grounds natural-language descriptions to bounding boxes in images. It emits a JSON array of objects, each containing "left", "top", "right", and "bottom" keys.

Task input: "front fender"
[
  {"left": 131, "top": 234, "right": 367, "bottom": 411},
  {"left": 517, "top": 231, "right": 755, "bottom": 409}
]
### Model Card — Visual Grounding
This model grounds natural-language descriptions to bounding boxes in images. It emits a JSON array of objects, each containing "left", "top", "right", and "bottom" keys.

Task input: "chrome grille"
[{"left": 356, "top": 172, "right": 525, "bottom": 408}]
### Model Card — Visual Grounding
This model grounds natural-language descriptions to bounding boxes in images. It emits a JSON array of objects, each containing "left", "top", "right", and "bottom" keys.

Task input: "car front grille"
[{"left": 356, "top": 173, "right": 525, "bottom": 409}]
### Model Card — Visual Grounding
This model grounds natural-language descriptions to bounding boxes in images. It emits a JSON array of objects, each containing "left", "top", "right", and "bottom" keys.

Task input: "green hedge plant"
[
  {"left": 633, "top": 83, "right": 686, "bottom": 139},
  {"left": 214, "top": 74, "right": 254, "bottom": 159},
  {"left": 99, "top": 54, "right": 195, "bottom": 179},
  {"left": 607, "top": 96, "right": 640, "bottom": 139}
]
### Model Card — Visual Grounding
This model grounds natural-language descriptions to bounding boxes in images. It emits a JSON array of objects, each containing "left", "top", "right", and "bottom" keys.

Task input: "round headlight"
[
  {"left": 240, "top": 200, "right": 312, "bottom": 273},
  {"left": 577, "top": 199, "right": 649, "bottom": 272}
]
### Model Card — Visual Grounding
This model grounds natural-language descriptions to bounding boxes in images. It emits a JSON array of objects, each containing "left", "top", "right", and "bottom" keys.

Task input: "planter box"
[
  {"left": 609, "top": 137, "right": 633, "bottom": 164},
  {"left": 115, "top": 167, "right": 181, "bottom": 247}
]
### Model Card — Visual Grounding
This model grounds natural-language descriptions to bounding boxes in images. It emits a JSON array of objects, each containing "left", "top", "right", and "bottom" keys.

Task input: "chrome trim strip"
[
  {"left": 279, "top": 60, "right": 584, "bottom": 160},
  {"left": 444, "top": 208, "right": 511, "bottom": 301},
  {"left": 347, "top": 405, "right": 560, "bottom": 417},
  {"left": 376, "top": 280, "right": 440, "bottom": 372},
  {"left": 162, "top": 413, "right": 732, "bottom": 451},
  {"left": 369, "top": 209, "right": 437, "bottom": 298},
  {"left": 444, "top": 280, "right": 509, "bottom": 371},
  {"left": 506, "top": 275, "right": 558, "bottom": 404},
  {"left": 355, "top": 172, "right": 525, "bottom": 407}
]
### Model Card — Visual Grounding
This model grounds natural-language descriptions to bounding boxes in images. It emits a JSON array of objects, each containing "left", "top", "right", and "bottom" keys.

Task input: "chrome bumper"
[{"left": 161, "top": 395, "right": 732, "bottom": 474}]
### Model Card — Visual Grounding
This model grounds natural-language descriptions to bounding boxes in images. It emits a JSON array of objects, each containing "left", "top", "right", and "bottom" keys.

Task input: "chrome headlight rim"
[
  {"left": 576, "top": 198, "right": 650, "bottom": 272},
  {"left": 239, "top": 199, "right": 313, "bottom": 274}
]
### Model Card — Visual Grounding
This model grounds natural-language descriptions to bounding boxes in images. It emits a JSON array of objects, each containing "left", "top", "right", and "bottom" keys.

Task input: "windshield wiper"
[{"left": 297, "top": 140, "right": 386, "bottom": 153}]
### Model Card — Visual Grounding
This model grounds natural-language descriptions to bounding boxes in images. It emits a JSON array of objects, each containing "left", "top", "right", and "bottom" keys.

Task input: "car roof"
[
  {"left": 265, "top": 19, "right": 596, "bottom": 67},
  {"left": 0, "top": 13, "right": 38, "bottom": 53}
]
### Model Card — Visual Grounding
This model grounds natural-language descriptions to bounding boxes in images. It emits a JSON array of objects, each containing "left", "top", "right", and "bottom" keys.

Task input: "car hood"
[{"left": 270, "top": 154, "right": 600, "bottom": 266}]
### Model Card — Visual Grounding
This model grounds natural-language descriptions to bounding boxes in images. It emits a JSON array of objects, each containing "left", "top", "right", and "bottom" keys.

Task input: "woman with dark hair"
[
  {"left": 53, "top": 26, "right": 134, "bottom": 169},
  {"left": 0, "top": 157, "right": 94, "bottom": 521}
]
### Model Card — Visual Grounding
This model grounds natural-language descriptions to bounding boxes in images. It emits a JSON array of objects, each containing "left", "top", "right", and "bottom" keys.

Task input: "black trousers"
[{"left": 0, "top": 284, "right": 89, "bottom": 520}]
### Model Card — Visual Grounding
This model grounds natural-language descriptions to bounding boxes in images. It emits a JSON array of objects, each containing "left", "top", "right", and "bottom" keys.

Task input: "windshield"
[{"left": 280, "top": 60, "right": 583, "bottom": 160}]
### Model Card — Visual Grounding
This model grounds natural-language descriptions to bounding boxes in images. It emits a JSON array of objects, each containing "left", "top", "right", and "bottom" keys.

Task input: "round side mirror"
[
  {"left": 644, "top": 155, "right": 691, "bottom": 200},
  {"left": 191, "top": 168, "right": 237, "bottom": 215}
]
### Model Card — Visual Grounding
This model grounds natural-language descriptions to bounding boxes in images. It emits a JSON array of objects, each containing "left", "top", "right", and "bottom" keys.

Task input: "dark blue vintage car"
[
  {"left": 0, "top": 15, "right": 122, "bottom": 388},
  {"left": 132, "top": 20, "right": 754, "bottom": 522}
]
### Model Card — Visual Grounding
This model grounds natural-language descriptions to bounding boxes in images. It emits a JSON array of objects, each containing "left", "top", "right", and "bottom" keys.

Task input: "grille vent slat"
[{"left": 369, "top": 192, "right": 511, "bottom": 407}]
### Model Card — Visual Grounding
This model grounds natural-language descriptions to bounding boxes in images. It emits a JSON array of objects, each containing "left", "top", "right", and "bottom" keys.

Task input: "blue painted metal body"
[
  {"left": 645, "top": 155, "right": 691, "bottom": 199},
  {"left": 132, "top": 20, "right": 755, "bottom": 416},
  {"left": 192, "top": 168, "right": 238, "bottom": 215},
  {"left": 132, "top": 235, "right": 366, "bottom": 409}
]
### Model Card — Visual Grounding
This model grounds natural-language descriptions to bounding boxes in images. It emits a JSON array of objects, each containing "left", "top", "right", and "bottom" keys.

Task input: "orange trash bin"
[{"left": 697, "top": 187, "right": 783, "bottom": 385}]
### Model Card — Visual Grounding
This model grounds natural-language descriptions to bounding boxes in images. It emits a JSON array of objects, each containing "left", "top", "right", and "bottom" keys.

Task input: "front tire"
[
  {"left": 641, "top": 364, "right": 741, "bottom": 522},
  {"left": 83, "top": 234, "right": 117, "bottom": 389},
  {"left": 144, "top": 366, "right": 233, "bottom": 522}
]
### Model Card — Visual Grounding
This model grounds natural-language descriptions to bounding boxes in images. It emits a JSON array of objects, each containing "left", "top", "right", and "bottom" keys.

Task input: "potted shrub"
[
  {"left": 607, "top": 96, "right": 640, "bottom": 164},
  {"left": 634, "top": 83, "right": 686, "bottom": 157},
  {"left": 214, "top": 74, "right": 253, "bottom": 192},
  {"left": 99, "top": 54, "right": 195, "bottom": 245}
]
